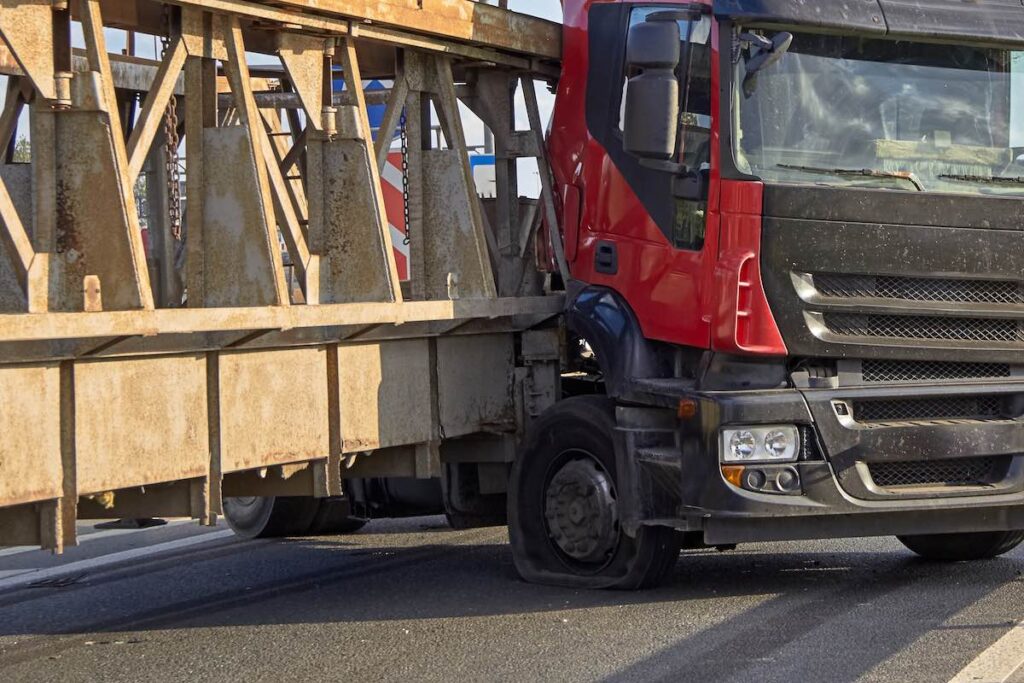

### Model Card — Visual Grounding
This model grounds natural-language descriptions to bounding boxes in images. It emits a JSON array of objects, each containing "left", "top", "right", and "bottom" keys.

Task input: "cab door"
[{"left": 575, "top": 1, "right": 720, "bottom": 349}]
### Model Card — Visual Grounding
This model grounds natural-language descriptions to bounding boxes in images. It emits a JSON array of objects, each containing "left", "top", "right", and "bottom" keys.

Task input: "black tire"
[
  {"left": 222, "top": 496, "right": 320, "bottom": 539},
  {"left": 898, "top": 530, "right": 1024, "bottom": 561},
  {"left": 508, "top": 396, "right": 680, "bottom": 589},
  {"left": 307, "top": 498, "right": 369, "bottom": 535}
]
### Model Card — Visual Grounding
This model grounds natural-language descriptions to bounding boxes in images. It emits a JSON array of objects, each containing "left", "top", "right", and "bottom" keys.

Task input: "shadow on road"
[{"left": 2, "top": 525, "right": 1022, "bottom": 681}]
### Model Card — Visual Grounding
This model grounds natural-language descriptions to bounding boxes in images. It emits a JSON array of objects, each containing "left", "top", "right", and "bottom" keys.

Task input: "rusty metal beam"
[
  {"left": 126, "top": 37, "right": 187, "bottom": 183},
  {"left": 0, "top": 295, "right": 563, "bottom": 344},
  {"left": 164, "top": 0, "right": 558, "bottom": 70},
  {"left": 245, "top": 0, "right": 561, "bottom": 60},
  {"left": 222, "top": 14, "right": 291, "bottom": 306}
]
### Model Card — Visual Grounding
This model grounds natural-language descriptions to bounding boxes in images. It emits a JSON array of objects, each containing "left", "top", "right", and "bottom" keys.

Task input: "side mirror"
[
  {"left": 741, "top": 31, "right": 793, "bottom": 97},
  {"left": 623, "top": 20, "right": 680, "bottom": 161}
]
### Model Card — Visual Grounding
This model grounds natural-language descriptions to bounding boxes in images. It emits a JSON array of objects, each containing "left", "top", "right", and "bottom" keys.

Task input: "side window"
[
  {"left": 619, "top": 9, "right": 712, "bottom": 171},
  {"left": 617, "top": 9, "right": 712, "bottom": 250},
  {"left": 586, "top": 4, "right": 714, "bottom": 250}
]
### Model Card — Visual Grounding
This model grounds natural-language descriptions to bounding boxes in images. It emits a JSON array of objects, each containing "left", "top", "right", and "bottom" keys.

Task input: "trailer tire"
[
  {"left": 897, "top": 530, "right": 1024, "bottom": 561},
  {"left": 308, "top": 498, "right": 369, "bottom": 535},
  {"left": 222, "top": 496, "right": 320, "bottom": 539},
  {"left": 509, "top": 396, "right": 680, "bottom": 589}
]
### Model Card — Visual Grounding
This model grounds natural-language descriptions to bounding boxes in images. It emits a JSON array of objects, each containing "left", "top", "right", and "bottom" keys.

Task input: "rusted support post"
[
  {"left": 58, "top": 361, "right": 77, "bottom": 551},
  {"left": 184, "top": 53, "right": 216, "bottom": 307},
  {"left": 522, "top": 76, "right": 570, "bottom": 285}
]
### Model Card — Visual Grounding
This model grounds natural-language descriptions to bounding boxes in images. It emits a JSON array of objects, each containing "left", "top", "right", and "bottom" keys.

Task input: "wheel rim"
[{"left": 543, "top": 451, "right": 620, "bottom": 566}]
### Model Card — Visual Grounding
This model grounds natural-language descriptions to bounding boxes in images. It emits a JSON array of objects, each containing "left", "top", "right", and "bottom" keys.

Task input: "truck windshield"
[{"left": 733, "top": 32, "right": 1024, "bottom": 197}]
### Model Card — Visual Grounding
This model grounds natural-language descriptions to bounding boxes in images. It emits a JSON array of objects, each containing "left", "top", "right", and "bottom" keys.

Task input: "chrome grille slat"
[
  {"left": 868, "top": 457, "right": 1006, "bottom": 488},
  {"left": 824, "top": 313, "right": 1022, "bottom": 344},
  {"left": 861, "top": 359, "right": 1011, "bottom": 383},
  {"left": 813, "top": 273, "right": 1024, "bottom": 305},
  {"left": 852, "top": 395, "right": 1004, "bottom": 423}
]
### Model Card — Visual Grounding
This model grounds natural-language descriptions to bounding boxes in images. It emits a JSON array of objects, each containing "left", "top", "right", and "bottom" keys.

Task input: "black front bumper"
[{"left": 620, "top": 380, "right": 1024, "bottom": 545}]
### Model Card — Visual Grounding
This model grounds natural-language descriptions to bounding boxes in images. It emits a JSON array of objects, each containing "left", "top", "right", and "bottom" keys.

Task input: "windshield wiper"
[
  {"left": 938, "top": 174, "right": 1024, "bottom": 186},
  {"left": 777, "top": 164, "right": 926, "bottom": 191}
]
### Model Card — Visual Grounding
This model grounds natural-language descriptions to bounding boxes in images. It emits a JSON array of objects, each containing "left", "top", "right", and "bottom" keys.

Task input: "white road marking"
[
  {"left": 0, "top": 519, "right": 195, "bottom": 558},
  {"left": 0, "top": 529, "right": 236, "bottom": 592},
  {"left": 950, "top": 622, "right": 1024, "bottom": 683}
]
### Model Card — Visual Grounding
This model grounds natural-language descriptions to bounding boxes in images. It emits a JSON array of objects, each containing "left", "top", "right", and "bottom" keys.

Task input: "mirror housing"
[
  {"left": 623, "top": 20, "right": 681, "bottom": 161},
  {"left": 741, "top": 31, "right": 793, "bottom": 97}
]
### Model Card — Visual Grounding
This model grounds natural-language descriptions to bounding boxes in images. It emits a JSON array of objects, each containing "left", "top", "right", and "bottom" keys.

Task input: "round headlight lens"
[
  {"left": 764, "top": 429, "right": 791, "bottom": 459},
  {"left": 729, "top": 430, "right": 757, "bottom": 460}
]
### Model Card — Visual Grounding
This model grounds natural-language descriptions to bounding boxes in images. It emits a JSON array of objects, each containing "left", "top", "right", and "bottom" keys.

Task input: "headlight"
[
  {"left": 727, "top": 430, "right": 757, "bottom": 460},
  {"left": 720, "top": 425, "right": 800, "bottom": 463}
]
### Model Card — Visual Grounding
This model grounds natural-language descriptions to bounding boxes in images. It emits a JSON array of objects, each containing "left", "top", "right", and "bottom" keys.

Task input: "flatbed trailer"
[{"left": 0, "top": 0, "right": 565, "bottom": 551}]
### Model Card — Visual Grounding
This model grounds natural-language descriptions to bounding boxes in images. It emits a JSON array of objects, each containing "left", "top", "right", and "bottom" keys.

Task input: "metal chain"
[
  {"left": 160, "top": 12, "right": 183, "bottom": 241},
  {"left": 399, "top": 110, "right": 411, "bottom": 246}
]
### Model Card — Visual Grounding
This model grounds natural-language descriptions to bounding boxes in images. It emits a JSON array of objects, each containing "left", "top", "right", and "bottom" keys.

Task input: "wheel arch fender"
[{"left": 565, "top": 285, "right": 668, "bottom": 397}]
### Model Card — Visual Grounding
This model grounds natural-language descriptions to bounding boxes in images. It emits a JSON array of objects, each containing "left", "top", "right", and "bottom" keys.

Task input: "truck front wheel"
[
  {"left": 508, "top": 396, "right": 680, "bottom": 589},
  {"left": 897, "top": 530, "right": 1024, "bottom": 561}
]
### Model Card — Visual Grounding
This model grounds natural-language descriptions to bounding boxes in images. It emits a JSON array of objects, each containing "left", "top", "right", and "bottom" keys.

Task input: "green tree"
[{"left": 11, "top": 135, "right": 29, "bottom": 163}]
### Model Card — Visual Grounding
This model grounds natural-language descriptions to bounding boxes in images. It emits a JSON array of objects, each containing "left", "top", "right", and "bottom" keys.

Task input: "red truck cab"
[{"left": 509, "top": 0, "right": 1024, "bottom": 588}]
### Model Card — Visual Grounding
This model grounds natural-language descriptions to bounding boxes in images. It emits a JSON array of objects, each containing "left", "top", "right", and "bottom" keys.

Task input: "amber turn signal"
[
  {"left": 678, "top": 399, "right": 698, "bottom": 419},
  {"left": 721, "top": 465, "right": 745, "bottom": 488}
]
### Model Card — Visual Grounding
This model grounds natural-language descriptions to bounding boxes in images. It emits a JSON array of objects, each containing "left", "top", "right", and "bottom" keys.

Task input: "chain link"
[
  {"left": 161, "top": 10, "right": 183, "bottom": 241},
  {"left": 399, "top": 110, "right": 411, "bottom": 246}
]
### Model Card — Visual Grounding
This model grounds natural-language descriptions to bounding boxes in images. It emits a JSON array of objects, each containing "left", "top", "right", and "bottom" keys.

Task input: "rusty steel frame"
[{"left": 0, "top": 0, "right": 565, "bottom": 551}]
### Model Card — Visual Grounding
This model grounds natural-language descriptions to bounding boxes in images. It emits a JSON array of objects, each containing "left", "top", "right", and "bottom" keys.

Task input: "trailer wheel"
[
  {"left": 897, "top": 530, "right": 1024, "bottom": 561},
  {"left": 307, "top": 498, "right": 369, "bottom": 535},
  {"left": 222, "top": 496, "right": 320, "bottom": 539},
  {"left": 509, "top": 396, "right": 680, "bottom": 589}
]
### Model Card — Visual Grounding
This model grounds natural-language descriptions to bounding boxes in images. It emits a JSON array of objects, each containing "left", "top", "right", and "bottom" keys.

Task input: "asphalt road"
[{"left": 1, "top": 517, "right": 1023, "bottom": 683}]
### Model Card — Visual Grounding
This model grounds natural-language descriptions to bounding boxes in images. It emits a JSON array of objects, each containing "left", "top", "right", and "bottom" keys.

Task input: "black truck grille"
[
  {"left": 813, "top": 273, "right": 1024, "bottom": 305},
  {"left": 861, "top": 360, "right": 1011, "bottom": 383},
  {"left": 852, "top": 395, "right": 1006, "bottom": 424},
  {"left": 869, "top": 456, "right": 1007, "bottom": 488},
  {"left": 824, "top": 313, "right": 1023, "bottom": 344}
]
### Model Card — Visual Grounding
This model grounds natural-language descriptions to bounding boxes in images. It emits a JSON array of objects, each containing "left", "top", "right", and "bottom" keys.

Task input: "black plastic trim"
[
  {"left": 715, "top": 0, "right": 1024, "bottom": 48},
  {"left": 586, "top": 3, "right": 677, "bottom": 239},
  {"left": 565, "top": 285, "right": 673, "bottom": 398},
  {"left": 595, "top": 240, "right": 619, "bottom": 275},
  {"left": 764, "top": 184, "right": 1024, "bottom": 230}
]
